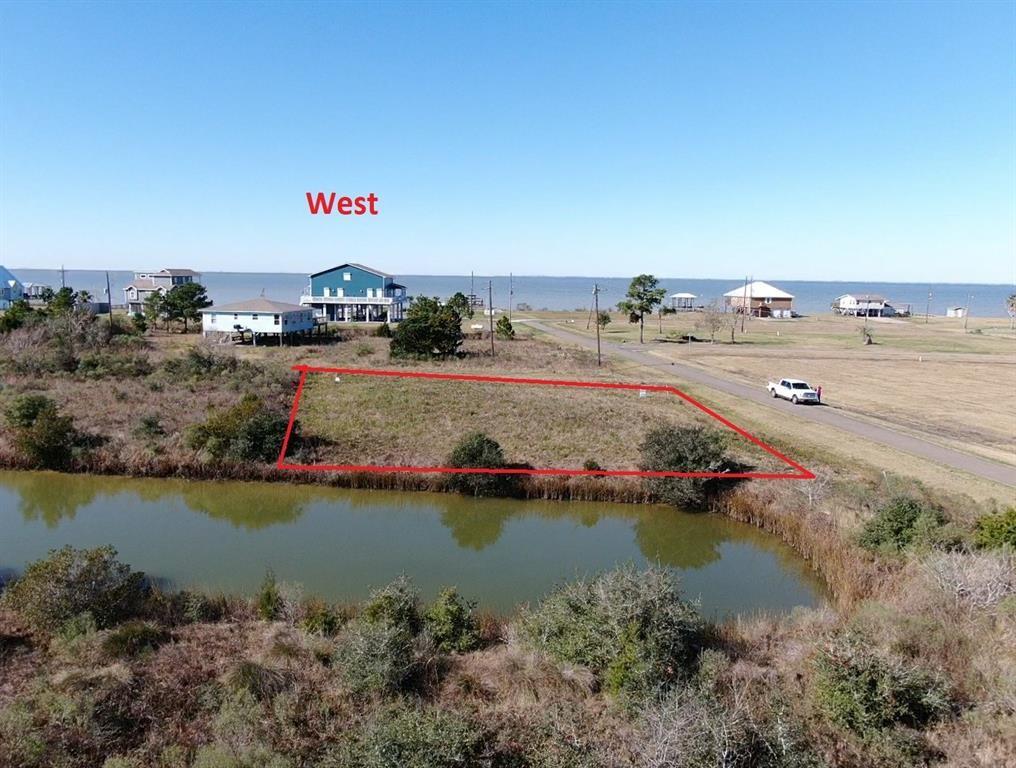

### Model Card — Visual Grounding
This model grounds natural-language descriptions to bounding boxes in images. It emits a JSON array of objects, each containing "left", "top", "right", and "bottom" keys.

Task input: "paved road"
[{"left": 521, "top": 319, "right": 1016, "bottom": 488}]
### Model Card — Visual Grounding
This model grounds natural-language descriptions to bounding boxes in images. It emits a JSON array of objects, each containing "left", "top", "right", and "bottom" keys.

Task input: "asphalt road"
[{"left": 521, "top": 319, "right": 1016, "bottom": 489}]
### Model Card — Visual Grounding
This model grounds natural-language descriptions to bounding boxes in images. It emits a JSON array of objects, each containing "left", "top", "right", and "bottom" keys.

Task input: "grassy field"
[{"left": 529, "top": 310, "right": 1016, "bottom": 472}]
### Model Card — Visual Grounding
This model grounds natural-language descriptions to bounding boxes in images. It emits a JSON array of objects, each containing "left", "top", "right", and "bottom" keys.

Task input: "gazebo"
[{"left": 670, "top": 292, "right": 697, "bottom": 311}]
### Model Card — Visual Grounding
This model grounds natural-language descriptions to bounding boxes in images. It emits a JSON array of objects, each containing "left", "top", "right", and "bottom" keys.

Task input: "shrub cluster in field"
[
  {"left": 4, "top": 394, "right": 90, "bottom": 469},
  {"left": 186, "top": 393, "right": 291, "bottom": 463},
  {"left": 858, "top": 496, "right": 957, "bottom": 554}
]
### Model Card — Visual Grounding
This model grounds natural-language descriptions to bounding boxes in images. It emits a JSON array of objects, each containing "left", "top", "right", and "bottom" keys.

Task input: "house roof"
[
  {"left": 200, "top": 297, "right": 307, "bottom": 314},
  {"left": 723, "top": 281, "right": 794, "bottom": 299},
  {"left": 838, "top": 293, "right": 886, "bottom": 303},
  {"left": 126, "top": 279, "right": 158, "bottom": 291},
  {"left": 159, "top": 268, "right": 201, "bottom": 277},
  {"left": 0, "top": 265, "right": 23, "bottom": 289},
  {"left": 310, "top": 263, "right": 394, "bottom": 279},
  {"left": 670, "top": 292, "right": 697, "bottom": 299}
]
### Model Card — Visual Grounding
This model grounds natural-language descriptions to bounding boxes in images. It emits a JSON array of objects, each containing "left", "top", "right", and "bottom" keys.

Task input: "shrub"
[
  {"left": 225, "top": 660, "right": 290, "bottom": 702},
  {"left": 638, "top": 425, "right": 740, "bottom": 508},
  {"left": 133, "top": 414, "right": 165, "bottom": 441},
  {"left": 300, "top": 599, "right": 344, "bottom": 636},
  {"left": 423, "top": 588, "right": 479, "bottom": 653},
  {"left": 255, "top": 571, "right": 282, "bottom": 621},
  {"left": 76, "top": 351, "right": 152, "bottom": 378},
  {"left": 813, "top": 634, "right": 951, "bottom": 735},
  {"left": 348, "top": 704, "right": 486, "bottom": 768},
  {"left": 336, "top": 620, "right": 417, "bottom": 695},
  {"left": 495, "top": 315, "right": 515, "bottom": 340},
  {"left": 390, "top": 296, "right": 463, "bottom": 358},
  {"left": 5, "top": 394, "right": 55, "bottom": 428},
  {"left": 186, "top": 394, "right": 289, "bottom": 463},
  {"left": 521, "top": 565, "right": 703, "bottom": 698},
  {"left": 858, "top": 497, "right": 946, "bottom": 553},
  {"left": 373, "top": 322, "right": 392, "bottom": 338},
  {"left": 1, "top": 546, "right": 147, "bottom": 632},
  {"left": 362, "top": 576, "right": 421, "bottom": 634},
  {"left": 582, "top": 458, "right": 602, "bottom": 471},
  {"left": 974, "top": 506, "right": 1016, "bottom": 550},
  {"left": 102, "top": 620, "right": 170, "bottom": 657},
  {"left": 4, "top": 394, "right": 83, "bottom": 469},
  {"left": 445, "top": 432, "right": 519, "bottom": 497}
]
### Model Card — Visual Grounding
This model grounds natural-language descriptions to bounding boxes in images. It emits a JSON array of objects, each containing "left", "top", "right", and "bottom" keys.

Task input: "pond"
[{"left": 0, "top": 471, "right": 827, "bottom": 617}]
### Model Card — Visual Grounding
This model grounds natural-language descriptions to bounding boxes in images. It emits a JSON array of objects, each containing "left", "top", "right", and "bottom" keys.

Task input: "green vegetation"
[
  {"left": 521, "top": 565, "right": 703, "bottom": 698},
  {"left": 445, "top": 291, "right": 474, "bottom": 321},
  {"left": 423, "top": 587, "right": 479, "bottom": 653},
  {"left": 858, "top": 496, "right": 947, "bottom": 553},
  {"left": 373, "top": 321, "right": 392, "bottom": 337},
  {"left": 142, "top": 282, "right": 212, "bottom": 332},
  {"left": 389, "top": 296, "right": 464, "bottom": 358},
  {"left": 255, "top": 570, "right": 283, "bottom": 620},
  {"left": 186, "top": 394, "right": 290, "bottom": 463},
  {"left": 445, "top": 431, "right": 519, "bottom": 497},
  {"left": 638, "top": 425, "right": 740, "bottom": 508},
  {"left": 102, "top": 620, "right": 170, "bottom": 657},
  {"left": 1, "top": 546, "right": 146, "bottom": 632},
  {"left": 343, "top": 704, "right": 485, "bottom": 768},
  {"left": 495, "top": 314, "right": 515, "bottom": 340},
  {"left": 5, "top": 396, "right": 83, "bottom": 469},
  {"left": 616, "top": 273, "right": 666, "bottom": 343},
  {"left": 974, "top": 506, "right": 1016, "bottom": 550}
]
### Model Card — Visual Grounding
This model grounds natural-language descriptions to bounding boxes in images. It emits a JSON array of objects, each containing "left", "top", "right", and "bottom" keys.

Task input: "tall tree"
[
  {"left": 446, "top": 292, "right": 474, "bottom": 321},
  {"left": 164, "top": 283, "right": 212, "bottom": 332},
  {"left": 617, "top": 274, "right": 666, "bottom": 343},
  {"left": 143, "top": 292, "right": 167, "bottom": 331},
  {"left": 390, "top": 296, "right": 464, "bottom": 358}
]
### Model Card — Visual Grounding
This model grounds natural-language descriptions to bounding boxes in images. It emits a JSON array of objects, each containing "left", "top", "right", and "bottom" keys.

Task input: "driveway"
[{"left": 520, "top": 319, "right": 1016, "bottom": 488}]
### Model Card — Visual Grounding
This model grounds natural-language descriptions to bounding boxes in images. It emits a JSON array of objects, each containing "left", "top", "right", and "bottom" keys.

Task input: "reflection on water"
[{"left": 0, "top": 471, "right": 826, "bottom": 616}]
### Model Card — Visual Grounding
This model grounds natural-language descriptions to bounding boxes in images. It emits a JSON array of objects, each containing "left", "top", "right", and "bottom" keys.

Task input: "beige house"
[
  {"left": 124, "top": 268, "right": 201, "bottom": 313},
  {"left": 724, "top": 281, "right": 794, "bottom": 317}
]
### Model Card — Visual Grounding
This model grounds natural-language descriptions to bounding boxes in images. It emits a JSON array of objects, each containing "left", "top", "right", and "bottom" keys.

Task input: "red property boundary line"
[{"left": 277, "top": 365, "right": 815, "bottom": 480}]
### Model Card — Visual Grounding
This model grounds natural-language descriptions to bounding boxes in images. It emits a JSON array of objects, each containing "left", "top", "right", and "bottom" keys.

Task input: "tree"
[
  {"left": 144, "top": 292, "right": 168, "bottom": 331},
  {"left": 446, "top": 432, "right": 518, "bottom": 497},
  {"left": 495, "top": 315, "right": 515, "bottom": 340},
  {"left": 164, "top": 282, "right": 212, "bottom": 333},
  {"left": 597, "top": 311, "right": 611, "bottom": 329},
  {"left": 657, "top": 305, "right": 676, "bottom": 333},
  {"left": 638, "top": 425, "right": 741, "bottom": 508},
  {"left": 76, "top": 290, "right": 93, "bottom": 306},
  {"left": 45, "top": 287, "right": 78, "bottom": 315},
  {"left": 447, "top": 291, "right": 474, "bottom": 321},
  {"left": 695, "top": 300, "right": 725, "bottom": 343},
  {"left": 617, "top": 274, "right": 666, "bottom": 343},
  {"left": 0, "top": 298, "right": 33, "bottom": 332},
  {"left": 390, "top": 296, "right": 464, "bottom": 358}
]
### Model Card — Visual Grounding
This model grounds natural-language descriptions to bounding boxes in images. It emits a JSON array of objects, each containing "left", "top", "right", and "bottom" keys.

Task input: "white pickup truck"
[{"left": 767, "top": 378, "right": 820, "bottom": 404}]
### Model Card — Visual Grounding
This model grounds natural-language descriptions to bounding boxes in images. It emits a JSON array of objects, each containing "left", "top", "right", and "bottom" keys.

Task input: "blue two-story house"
[{"left": 300, "top": 263, "right": 407, "bottom": 322}]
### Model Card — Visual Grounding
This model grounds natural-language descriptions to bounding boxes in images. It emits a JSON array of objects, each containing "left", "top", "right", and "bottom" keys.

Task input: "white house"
[
  {"left": 0, "top": 266, "right": 25, "bottom": 310},
  {"left": 946, "top": 306, "right": 967, "bottom": 318},
  {"left": 669, "top": 292, "right": 697, "bottom": 310},
  {"left": 723, "top": 281, "right": 795, "bottom": 317},
  {"left": 125, "top": 268, "right": 202, "bottom": 313},
  {"left": 200, "top": 297, "right": 316, "bottom": 345},
  {"left": 832, "top": 293, "right": 895, "bottom": 317}
]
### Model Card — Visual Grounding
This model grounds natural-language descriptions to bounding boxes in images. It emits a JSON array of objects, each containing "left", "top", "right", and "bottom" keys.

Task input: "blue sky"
[{"left": 1, "top": 1, "right": 1013, "bottom": 282}]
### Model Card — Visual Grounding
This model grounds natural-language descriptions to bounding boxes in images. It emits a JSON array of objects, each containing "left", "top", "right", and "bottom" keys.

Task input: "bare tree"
[
  {"left": 793, "top": 468, "right": 834, "bottom": 508},
  {"left": 695, "top": 300, "right": 725, "bottom": 343}
]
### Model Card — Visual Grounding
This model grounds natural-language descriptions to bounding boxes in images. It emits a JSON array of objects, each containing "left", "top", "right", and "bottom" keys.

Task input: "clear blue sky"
[{"left": 1, "top": 1, "right": 1013, "bottom": 282}]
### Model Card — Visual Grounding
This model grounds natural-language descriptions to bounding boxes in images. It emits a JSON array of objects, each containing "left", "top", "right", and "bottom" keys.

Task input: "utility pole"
[
  {"left": 739, "top": 275, "right": 749, "bottom": 332},
  {"left": 105, "top": 271, "right": 113, "bottom": 326},
  {"left": 593, "top": 283, "right": 602, "bottom": 367},
  {"left": 488, "top": 280, "right": 494, "bottom": 356},
  {"left": 964, "top": 293, "right": 972, "bottom": 331},
  {"left": 60, "top": 265, "right": 66, "bottom": 289},
  {"left": 925, "top": 288, "right": 932, "bottom": 323},
  {"left": 508, "top": 272, "right": 513, "bottom": 324}
]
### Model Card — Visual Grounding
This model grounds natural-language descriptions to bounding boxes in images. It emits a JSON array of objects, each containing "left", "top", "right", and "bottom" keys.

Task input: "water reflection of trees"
[
  {"left": 179, "top": 483, "right": 306, "bottom": 529},
  {"left": 7, "top": 471, "right": 101, "bottom": 527}
]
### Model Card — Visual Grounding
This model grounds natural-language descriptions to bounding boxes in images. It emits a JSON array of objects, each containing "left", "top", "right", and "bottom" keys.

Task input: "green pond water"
[{"left": 0, "top": 471, "right": 826, "bottom": 616}]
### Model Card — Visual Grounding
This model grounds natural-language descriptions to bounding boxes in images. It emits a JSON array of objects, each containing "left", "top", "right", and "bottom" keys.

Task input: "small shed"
[
  {"left": 946, "top": 306, "right": 967, "bottom": 318},
  {"left": 201, "top": 297, "right": 317, "bottom": 345},
  {"left": 669, "top": 292, "right": 697, "bottom": 310}
]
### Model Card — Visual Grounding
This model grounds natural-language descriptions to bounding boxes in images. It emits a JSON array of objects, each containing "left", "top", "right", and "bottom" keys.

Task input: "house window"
[
  {"left": 210, "top": 315, "right": 216, "bottom": 324},
  {"left": 324, "top": 287, "right": 330, "bottom": 297},
  {"left": 337, "top": 288, "right": 344, "bottom": 297},
  {"left": 274, "top": 314, "right": 280, "bottom": 325},
  {"left": 343, "top": 272, "right": 352, "bottom": 281},
  {"left": 252, "top": 314, "right": 259, "bottom": 320},
  {"left": 233, "top": 313, "right": 238, "bottom": 320}
]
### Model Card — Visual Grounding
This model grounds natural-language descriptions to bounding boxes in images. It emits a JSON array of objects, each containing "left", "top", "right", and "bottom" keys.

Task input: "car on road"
[{"left": 767, "top": 378, "right": 820, "bottom": 404}]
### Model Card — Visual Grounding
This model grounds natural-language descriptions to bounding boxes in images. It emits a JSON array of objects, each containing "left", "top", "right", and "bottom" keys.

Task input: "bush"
[
  {"left": 76, "top": 351, "right": 152, "bottom": 378},
  {"left": 521, "top": 565, "right": 703, "bottom": 698},
  {"left": 224, "top": 660, "right": 290, "bottom": 702},
  {"left": 582, "top": 459, "right": 602, "bottom": 471},
  {"left": 813, "top": 634, "right": 951, "bottom": 735},
  {"left": 974, "top": 507, "right": 1016, "bottom": 550},
  {"left": 389, "top": 296, "right": 463, "bottom": 358},
  {"left": 5, "top": 394, "right": 55, "bottom": 428},
  {"left": 102, "top": 620, "right": 170, "bottom": 657},
  {"left": 300, "top": 599, "right": 344, "bottom": 636},
  {"left": 186, "top": 394, "right": 289, "bottom": 463},
  {"left": 5, "top": 394, "right": 83, "bottom": 469},
  {"left": 133, "top": 414, "right": 165, "bottom": 441},
  {"left": 336, "top": 620, "right": 417, "bottom": 696},
  {"left": 362, "top": 576, "right": 421, "bottom": 634},
  {"left": 373, "top": 322, "right": 392, "bottom": 338},
  {"left": 638, "top": 426, "right": 740, "bottom": 508},
  {"left": 858, "top": 497, "right": 946, "bottom": 553},
  {"left": 423, "top": 588, "right": 479, "bottom": 653},
  {"left": 255, "top": 571, "right": 282, "bottom": 621},
  {"left": 445, "top": 432, "right": 520, "bottom": 497},
  {"left": 2, "top": 546, "right": 147, "bottom": 633},
  {"left": 347, "top": 704, "right": 486, "bottom": 768},
  {"left": 495, "top": 315, "right": 515, "bottom": 340}
]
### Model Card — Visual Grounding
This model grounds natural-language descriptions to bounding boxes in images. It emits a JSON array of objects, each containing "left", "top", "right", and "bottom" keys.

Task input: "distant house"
[
  {"left": 832, "top": 293, "right": 896, "bottom": 317},
  {"left": 0, "top": 266, "right": 25, "bottom": 310},
  {"left": 300, "top": 263, "right": 407, "bottom": 322},
  {"left": 124, "top": 268, "right": 202, "bottom": 314},
  {"left": 723, "top": 281, "right": 794, "bottom": 317},
  {"left": 22, "top": 282, "right": 51, "bottom": 299},
  {"left": 669, "top": 292, "right": 697, "bottom": 311},
  {"left": 200, "top": 298, "right": 316, "bottom": 345},
  {"left": 946, "top": 306, "right": 967, "bottom": 318}
]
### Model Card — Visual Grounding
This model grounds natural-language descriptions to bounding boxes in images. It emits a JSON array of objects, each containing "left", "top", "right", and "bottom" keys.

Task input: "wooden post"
[
  {"left": 925, "top": 289, "right": 932, "bottom": 323},
  {"left": 594, "top": 283, "right": 601, "bottom": 367},
  {"left": 964, "top": 294, "right": 972, "bottom": 331},
  {"left": 739, "top": 275, "right": 749, "bottom": 332},
  {"left": 105, "top": 271, "right": 113, "bottom": 327},
  {"left": 488, "top": 280, "right": 494, "bottom": 356},
  {"left": 508, "top": 272, "right": 513, "bottom": 324}
]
